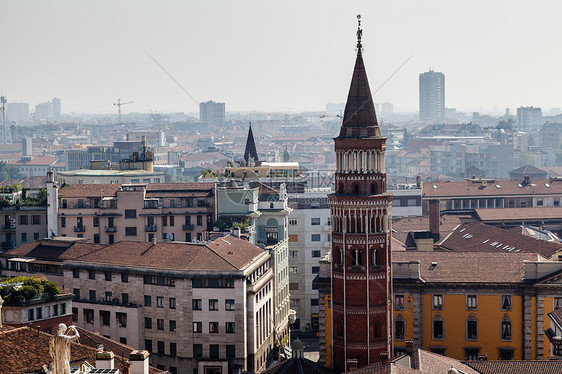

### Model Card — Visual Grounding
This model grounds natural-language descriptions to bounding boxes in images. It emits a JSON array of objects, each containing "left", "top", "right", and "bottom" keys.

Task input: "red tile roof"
[
  {"left": 7, "top": 156, "right": 58, "bottom": 166},
  {"left": 393, "top": 251, "right": 537, "bottom": 284},
  {"left": 392, "top": 214, "right": 473, "bottom": 244},
  {"left": 466, "top": 360, "right": 562, "bottom": 374},
  {"left": 475, "top": 207, "right": 562, "bottom": 221},
  {"left": 438, "top": 223, "right": 562, "bottom": 259},
  {"left": 70, "top": 235, "right": 266, "bottom": 272},
  {"left": 59, "top": 184, "right": 121, "bottom": 198},
  {"left": 423, "top": 179, "right": 562, "bottom": 198},
  {"left": 3, "top": 239, "right": 104, "bottom": 261}
]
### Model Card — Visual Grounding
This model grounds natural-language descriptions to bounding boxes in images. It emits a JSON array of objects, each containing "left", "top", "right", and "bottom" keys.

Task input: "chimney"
[
  {"left": 405, "top": 339, "right": 414, "bottom": 354},
  {"left": 152, "top": 237, "right": 157, "bottom": 245},
  {"left": 231, "top": 227, "right": 241, "bottom": 238},
  {"left": 524, "top": 175, "right": 530, "bottom": 185},
  {"left": 429, "top": 199, "right": 440, "bottom": 241},
  {"left": 95, "top": 351, "right": 115, "bottom": 369},
  {"left": 129, "top": 350, "right": 150, "bottom": 374},
  {"left": 122, "top": 362, "right": 131, "bottom": 374},
  {"left": 346, "top": 358, "right": 359, "bottom": 371},
  {"left": 477, "top": 353, "right": 488, "bottom": 361},
  {"left": 416, "top": 175, "right": 421, "bottom": 188},
  {"left": 380, "top": 351, "right": 389, "bottom": 364}
]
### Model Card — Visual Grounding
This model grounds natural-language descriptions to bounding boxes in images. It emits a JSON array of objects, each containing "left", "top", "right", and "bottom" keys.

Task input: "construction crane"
[
  {"left": 113, "top": 98, "right": 134, "bottom": 125},
  {"left": 0, "top": 95, "right": 8, "bottom": 144}
]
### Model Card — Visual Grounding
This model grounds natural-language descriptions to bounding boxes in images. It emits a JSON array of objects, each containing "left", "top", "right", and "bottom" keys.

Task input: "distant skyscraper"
[
  {"left": 419, "top": 70, "right": 445, "bottom": 121},
  {"left": 7, "top": 103, "right": 29, "bottom": 122},
  {"left": 52, "top": 98, "right": 61, "bottom": 118},
  {"left": 35, "top": 102, "right": 52, "bottom": 120},
  {"left": 517, "top": 106, "right": 543, "bottom": 132},
  {"left": 199, "top": 100, "right": 225, "bottom": 124},
  {"left": 381, "top": 102, "right": 394, "bottom": 116},
  {"left": 22, "top": 137, "right": 32, "bottom": 156}
]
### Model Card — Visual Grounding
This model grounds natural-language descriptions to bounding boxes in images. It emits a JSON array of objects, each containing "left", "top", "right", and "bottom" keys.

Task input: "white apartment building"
[{"left": 287, "top": 192, "right": 331, "bottom": 332}]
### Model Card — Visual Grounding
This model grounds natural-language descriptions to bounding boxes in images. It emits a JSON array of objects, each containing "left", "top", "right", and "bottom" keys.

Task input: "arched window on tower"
[
  {"left": 373, "top": 322, "right": 380, "bottom": 338},
  {"left": 352, "top": 249, "right": 362, "bottom": 266},
  {"left": 371, "top": 249, "right": 378, "bottom": 266},
  {"left": 338, "top": 182, "right": 344, "bottom": 194},
  {"left": 371, "top": 182, "right": 378, "bottom": 195},
  {"left": 336, "top": 316, "right": 344, "bottom": 338},
  {"left": 353, "top": 183, "right": 360, "bottom": 195}
]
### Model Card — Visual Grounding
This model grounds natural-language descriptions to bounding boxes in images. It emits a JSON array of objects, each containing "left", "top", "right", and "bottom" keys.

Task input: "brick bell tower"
[{"left": 329, "top": 16, "right": 393, "bottom": 372}]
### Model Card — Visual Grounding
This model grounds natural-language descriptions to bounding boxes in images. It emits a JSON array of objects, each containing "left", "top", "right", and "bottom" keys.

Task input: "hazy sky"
[{"left": 2, "top": 1, "right": 562, "bottom": 115}]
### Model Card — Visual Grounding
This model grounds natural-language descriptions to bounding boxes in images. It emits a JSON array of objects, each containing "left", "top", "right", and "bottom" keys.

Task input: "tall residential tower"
[
  {"left": 419, "top": 70, "right": 445, "bottom": 121},
  {"left": 329, "top": 18, "right": 393, "bottom": 372}
]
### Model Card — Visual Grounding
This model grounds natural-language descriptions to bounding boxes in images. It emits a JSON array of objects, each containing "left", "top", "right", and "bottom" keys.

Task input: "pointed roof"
[
  {"left": 338, "top": 32, "right": 381, "bottom": 139},
  {"left": 243, "top": 125, "right": 259, "bottom": 165}
]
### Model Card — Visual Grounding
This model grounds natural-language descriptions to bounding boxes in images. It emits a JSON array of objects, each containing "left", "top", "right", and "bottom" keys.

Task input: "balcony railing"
[
  {"left": 2, "top": 224, "right": 16, "bottom": 231},
  {"left": 105, "top": 226, "right": 117, "bottom": 232},
  {"left": 183, "top": 224, "right": 194, "bottom": 230},
  {"left": 74, "top": 226, "right": 86, "bottom": 232},
  {"left": 145, "top": 224, "right": 157, "bottom": 232}
]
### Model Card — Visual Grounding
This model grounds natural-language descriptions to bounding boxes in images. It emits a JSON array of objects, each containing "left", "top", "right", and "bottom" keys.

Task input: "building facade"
[
  {"left": 200, "top": 101, "right": 225, "bottom": 124},
  {"left": 329, "top": 26, "right": 393, "bottom": 371},
  {"left": 419, "top": 70, "right": 445, "bottom": 121},
  {"left": 1, "top": 206, "right": 48, "bottom": 251}
]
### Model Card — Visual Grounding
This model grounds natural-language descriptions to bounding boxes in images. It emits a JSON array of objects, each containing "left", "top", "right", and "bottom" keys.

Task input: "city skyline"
[{"left": 2, "top": 1, "right": 562, "bottom": 115}]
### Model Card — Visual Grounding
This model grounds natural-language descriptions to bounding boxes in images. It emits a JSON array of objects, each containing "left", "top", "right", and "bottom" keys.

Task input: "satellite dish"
[{"left": 166, "top": 233, "right": 174, "bottom": 241}]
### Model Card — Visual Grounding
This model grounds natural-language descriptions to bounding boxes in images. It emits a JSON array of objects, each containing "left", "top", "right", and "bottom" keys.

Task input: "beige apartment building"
[
  {"left": 1, "top": 206, "right": 48, "bottom": 251},
  {"left": 55, "top": 183, "right": 216, "bottom": 244}
]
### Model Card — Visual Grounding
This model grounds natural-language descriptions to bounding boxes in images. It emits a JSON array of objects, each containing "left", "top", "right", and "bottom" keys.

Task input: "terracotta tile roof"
[
  {"left": 76, "top": 327, "right": 136, "bottom": 359},
  {"left": 438, "top": 223, "right": 562, "bottom": 259},
  {"left": 146, "top": 182, "right": 215, "bottom": 191},
  {"left": 59, "top": 184, "right": 121, "bottom": 198},
  {"left": 466, "top": 360, "right": 562, "bottom": 374},
  {"left": 7, "top": 156, "right": 58, "bottom": 166},
  {"left": 70, "top": 235, "right": 266, "bottom": 272},
  {"left": 391, "top": 214, "right": 472, "bottom": 244},
  {"left": 0, "top": 326, "right": 165, "bottom": 374},
  {"left": 423, "top": 179, "right": 562, "bottom": 198},
  {"left": 21, "top": 176, "right": 47, "bottom": 189},
  {"left": 262, "top": 358, "right": 338, "bottom": 374},
  {"left": 3, "top": 239, "right": 104, "bottom": 261},
  {"left": 549, "top": 308, "right": 562, "bottom": 330},
  {"left": 393, "top": 251, "right": 537, "bottom": 284},
  {"left": 475, "top": 207, "right": 562, "bottom": 221}
]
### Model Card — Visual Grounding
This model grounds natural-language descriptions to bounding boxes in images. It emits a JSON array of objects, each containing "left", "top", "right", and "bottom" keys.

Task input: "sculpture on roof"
[{"left": 49, "top": 323, "right": 80, "bottom": 374}]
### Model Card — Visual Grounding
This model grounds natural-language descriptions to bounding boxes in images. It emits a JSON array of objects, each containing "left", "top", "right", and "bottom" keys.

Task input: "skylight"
[
  {"left": 546, "top": 183, "right": 550, "bottom": 188},
  {"left": 496, "top": 184, "right": 501, "bottom": 189}
]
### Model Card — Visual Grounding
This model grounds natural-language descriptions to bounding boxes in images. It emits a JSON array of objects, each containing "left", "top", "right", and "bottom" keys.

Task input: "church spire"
[
  {"left": 338, "top": 15, "right": 381, "bottom": 139},
  {"left": 243, "top": 124, "right": 258, "bottom": 166}
]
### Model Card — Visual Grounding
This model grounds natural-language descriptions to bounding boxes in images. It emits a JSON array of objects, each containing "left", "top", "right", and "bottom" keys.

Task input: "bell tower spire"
[{"left": 329, "top": 16, "right": 393, "bottom": 372}]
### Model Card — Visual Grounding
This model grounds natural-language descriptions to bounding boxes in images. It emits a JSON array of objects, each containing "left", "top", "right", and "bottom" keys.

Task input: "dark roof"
[
  {"left": 0, "top": 326, "right": 165, "bottom": 374},
  {"left": 2, "top": 238, "right": 103, "bottom": 261},
  {"left": 243, "top": 125, "right": 259, "bottom": 164},
  {"left": 509, "top": 164, "right": 548, "bottom": 175},
  {"left": 548, "top": 308, "right": 562, "bottom": 330},
  {"left": 393, "top": 251, "right": 537, "bottom": 284},
  {"left": 70, "top": 235, "right": 266, "bottom": 272},
  {"left": 438, "top": 222, "right": 562, "bottom": 259},
  {"left": 338, "top": 50, "right": 381, "bottom": 139},
  {"left": 466, "top": 360, "right": 562, "bottom": 374},
  {"left": 262, "top": 358, "right": 338, "bottom": 374}
]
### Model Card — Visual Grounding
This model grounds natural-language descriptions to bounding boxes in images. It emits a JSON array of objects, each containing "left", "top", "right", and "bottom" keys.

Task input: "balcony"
[
  {"left": 105, "top": 226, "right": 117, "bottom": 232},
  {"left": 145, "top": 224, "right": 157, "bottom": 232},
  {"left": 182, "top": 224, "right": 194, "bottom": 230},
  {"left": 2, "top": 224, "right": 16, "bottom": 231},
  {"left": 74, "top": 226, "right": 86, "bottom": 232}
]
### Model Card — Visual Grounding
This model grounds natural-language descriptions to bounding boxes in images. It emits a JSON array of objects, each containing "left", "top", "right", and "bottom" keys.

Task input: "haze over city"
[{"left": 2, "top": 0, "right": 562, "bottom": 114}]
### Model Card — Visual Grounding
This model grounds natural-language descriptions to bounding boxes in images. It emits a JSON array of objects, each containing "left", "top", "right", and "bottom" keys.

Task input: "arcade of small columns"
[{"left": 336, "top": 149, "right": 385, "bottom": 173}]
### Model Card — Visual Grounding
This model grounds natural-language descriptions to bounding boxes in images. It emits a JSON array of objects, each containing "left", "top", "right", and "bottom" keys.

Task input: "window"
[
  {"left": 89, "top": 290, "right": 96, "bottom": 301},
  {"left": 89, "top": 270, "right": 96, "bottom": 280},
  {"left": 84, "top": 309, "right": 94, "bottom": 324},
  {"left": 185, "top": 232, "right": 191, "bottom": 242},
  {"left": 197, "top": 215, "right": 203, "bottom": 225},
  {"left": 52, "top": 304, "right": 59, "bottom": 316},
  {"left": 122, "top": 293, "right": 129, "bottom": 305},
  {"left": 157, "top": 296, "right": 164, "bottom": 308},
  {"left": 125, "top": 227, "right": 137, "bottom": 236},
  {"left": 352, "top": 250, "right": 362, "bottom": 266},
  {"left": 311, "top": 218, "right": 321, "bottom": 225},
  {"left": 226, "top": 344, "right": 235, "bottom": 358},
  {"left": 501, "top": 316, "right": 512, "bottom": 341},
  {"left": 311, "top": 298, "right": 319, "bottom": 306},
  {"left": 291, "top": 299, "right": 300, "bottom": 308},
  {"left": 311, "top": 234, "right": 321, "bottom": 242},
  {"left": 145, "top": 340, "right": 152, "bottom": 354},
  {"left": 31, "top": 215, "right": 40, "bottom": 225},
  {"left": 93, "top": 234, "right": 100, "bottom": 244},
  {"left": 145, "top": 317, "right": 152, "bottom": 329},
  {"left": 192, "top": 299, "right": 202, "bottom": 310},
  {"left": 467, "top": 319, "right": 478, "bottom": 340},
  {"left": 73, "top": 288, "right": 80, "bottom": 300},
  {"left": 117, "top": 312, "right": 127, "bottom": 327},
  {"left": 555, "top": 297, "right": 562, "bottom": 309},
  {"left": 72, "top": 307, "right": 78, "bottom": 322},
  {"left": 432, "top": 295, "right": 443, "bottom": 310},
  {"left": 169, "top": 216, "right": 174, "bottom": 226},
  {"left": 289, "top": 234, "right": 299, "bottom": 242},
  {"left": 170, "top": 320, "right": 176, "bottom": 332},
  {"left": 28, "top": 309, "right": 34, "bottom": 321},
  {"left": 19, "top": 215, "right": 28, "bottom": 225},
  {"left": 144, "top": 295, "right": 152, "bottom": 307},
  {"left": 501, "top": 295, "right": 512, "bottom": 311},
  {"left": 467, "top": 295, "right": 477, "bottom": 310},
  {"left": 93, "top": 216, "right": 99, "bottom": 227},
  {"left": 209, "top": 299, "right": 219, "bottom": 311},
  {"left": 125, "top": 209, "right": 137, "bottom": 218},
  {"left": 312, "top": 266, "right": 320, "bottom": 274},
  {"left": 289, "top": 267, "right": 298, "bottom": 274},
  {"left": 290, "top": 283, "right": 299, "bottom": 290},
  {"left": 433, "top": 315, "right": 444, "bottom": 340},
  {"left": 537, "top": 198, "right": 543, "bottom": 206},
  {"left": 100, "top": 311, "right": 110, "bottom": 326},
  {"left": 210, "top": 344, "right": 219, "bottom": 359},
  {"left": 121, "top": 273, "right": 128, "bottom": 283},
  {"left": 209, "top": 322, "right": 219, "bottom": 333},
  {"left": 61, "top": 217, "right": 66, "bottom": 227},
  {"left": 465, "top": 348, "right": 480, "bottom": 361},
  {"left": 498, "top": 348, "right": 514, "bottom": 360},
  {"left": 105, "top": 271, "right": 112, "bottom": 281},
  {"left": 170, "top": 342, "right": 177, "bottom": 357},
  {"left": 226, "top": 322, "right": 235, "bottom": 333},
  {"left": 169, "top": 297, "right": 176, "bottom": 309},
  {"left": 60, "top": 303, "right": 66, "bottom": 315},
  {"left": 105, "top": 291, "right": 112, "bottom": 302},
  {"left": 157, "top": 318, "right": 164, "bottom": 330},
  {"left": 225, "top": 299, "right": 235, "bottom": 311},
  {"left": 395, "top": 295, "right": 405, "bottom": 310},
  {"left": 73, "top": 269, "right": 80, "bottom": 279},
  {"left": 395, "top": 317, "right": 406, "bottom": 340},
  {"left": 312, "top": 250, "right": 321, "bottom": 258},
  {"left": 193, "top": 322, "right": 202, "bottom": 333},
  {"left": 119, "top": 337, "right": 127, "bottom": 345},
  {"left": 21, "top": 233, "right": 27, "bottom": 243},
  {"left": 193, "top": 344, "right": 203, "bottom": 357},
  {"left": 289, "top": 219, "right": 298, "bottom": 226}
]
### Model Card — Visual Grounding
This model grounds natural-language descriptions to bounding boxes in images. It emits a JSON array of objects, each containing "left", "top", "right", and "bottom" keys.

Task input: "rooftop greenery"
[{"left": 0, "top": 276, "right": 61, "bottom": 303}]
